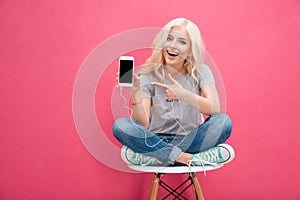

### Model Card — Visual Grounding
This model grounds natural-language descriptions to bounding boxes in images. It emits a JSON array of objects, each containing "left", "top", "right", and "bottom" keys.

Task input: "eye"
[
  {"left": 167, "top": 35, "right": 173, "bottom": 41},
  {"left": 179, "top": 40, "right": 187, "bottom": 45}
]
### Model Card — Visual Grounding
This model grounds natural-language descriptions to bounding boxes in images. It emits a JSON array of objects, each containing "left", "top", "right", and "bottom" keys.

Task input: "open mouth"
[{"left": 167, "top": 50, "right": 179, "bottom": 57}]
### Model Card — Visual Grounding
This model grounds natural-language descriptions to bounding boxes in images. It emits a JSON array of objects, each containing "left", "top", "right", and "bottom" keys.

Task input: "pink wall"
[{"left": 1, "top": 0, "right": 300, "bottom": 199}]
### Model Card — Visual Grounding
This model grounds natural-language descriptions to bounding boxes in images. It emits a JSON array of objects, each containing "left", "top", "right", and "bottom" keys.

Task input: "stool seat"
[{"left": 129, "top": 164, "right": 224, "bottom": 174}]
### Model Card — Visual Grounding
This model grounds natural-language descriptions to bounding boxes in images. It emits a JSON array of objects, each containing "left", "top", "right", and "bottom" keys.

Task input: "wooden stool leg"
[
  {"left": 148, "top": 173, "right": 160, "bottom": 200},
  {"left": 190, "top": 172, "right": 205, "bottom": 200}
]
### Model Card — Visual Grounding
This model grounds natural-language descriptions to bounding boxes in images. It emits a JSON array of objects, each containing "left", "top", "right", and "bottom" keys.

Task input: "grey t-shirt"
[{"left": 140, "top": 64, "right": 215, "bottom": 135}]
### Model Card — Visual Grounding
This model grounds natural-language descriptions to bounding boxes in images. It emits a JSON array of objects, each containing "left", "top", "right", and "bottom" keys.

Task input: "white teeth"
[{"left": 167, "top": 50, "right": 179, "bottom": 56}]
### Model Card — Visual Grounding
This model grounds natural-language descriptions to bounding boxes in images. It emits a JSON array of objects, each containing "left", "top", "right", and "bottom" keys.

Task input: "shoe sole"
[
  {"left": 217, "top": 143, "right": 235, "bottom": 164},
  {"left": 121, "top": 146, "right": 132, "bottom": 165}
]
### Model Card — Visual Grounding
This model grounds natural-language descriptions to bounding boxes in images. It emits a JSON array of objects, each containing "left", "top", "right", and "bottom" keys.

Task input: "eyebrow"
[{"left": 168, "top": 33, "right": 188, "bottom": 41}]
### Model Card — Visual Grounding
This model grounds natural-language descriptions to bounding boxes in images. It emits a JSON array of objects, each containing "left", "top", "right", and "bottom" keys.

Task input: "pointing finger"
[{"left": 151, "top": 82, "right": 168, "bottom": 89}]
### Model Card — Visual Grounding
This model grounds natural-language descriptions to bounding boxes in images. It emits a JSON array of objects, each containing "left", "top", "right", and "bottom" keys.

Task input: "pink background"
[{"left": 1, "top": 0, "right": 300, "bottom": 199}]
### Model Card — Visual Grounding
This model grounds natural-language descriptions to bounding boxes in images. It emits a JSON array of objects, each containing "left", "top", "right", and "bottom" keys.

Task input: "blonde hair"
[{"left": 139, "top": 18, "right": 205, "bottom": 80}]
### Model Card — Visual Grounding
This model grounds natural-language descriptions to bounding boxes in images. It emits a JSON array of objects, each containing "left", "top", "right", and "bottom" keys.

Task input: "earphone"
[
  {"left": 118, "top": 65, "right": 194, "bottom": 149},
  {"left": 119, "top": 86, "right": 166, "bottom": 148},
  {"left": 161, "top": 66, "right": 189, "bottom": 135}
]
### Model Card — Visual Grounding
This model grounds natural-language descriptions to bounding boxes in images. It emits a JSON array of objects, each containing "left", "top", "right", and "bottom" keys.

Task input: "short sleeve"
[
  {"left": 199, "top": 64, "right": 215, "bottom": 87},
  {"left": 139, "top": 74, "right": 154, "bottom": 98}
]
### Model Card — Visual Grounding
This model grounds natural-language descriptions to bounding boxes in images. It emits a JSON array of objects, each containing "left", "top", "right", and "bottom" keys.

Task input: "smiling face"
[{"left": 162, "top": 26, "right": 191, "bottom": 70}]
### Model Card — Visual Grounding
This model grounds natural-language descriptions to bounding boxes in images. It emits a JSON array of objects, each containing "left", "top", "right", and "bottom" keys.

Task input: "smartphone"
[{"left": 118, "top": 56, "right": 134, "bottom": 87}]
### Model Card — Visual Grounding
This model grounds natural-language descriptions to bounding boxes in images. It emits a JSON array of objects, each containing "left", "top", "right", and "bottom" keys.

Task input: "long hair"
[{"left": 139, "top": 18, "right": 205, "bottom": 80}]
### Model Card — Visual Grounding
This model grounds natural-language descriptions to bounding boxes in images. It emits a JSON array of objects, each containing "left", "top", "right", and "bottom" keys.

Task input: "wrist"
[
  {"left": 180, "top": 89, "right": 192, "bottom": 101},
  {"left": 131, "top": 99, "right": 142, "bottom": 106},
  {"left": 175, "top": 88, "right": 186, "bottom": 100},
  {"left": 131, "top": 87, "right": 142, "bottom": 105}
]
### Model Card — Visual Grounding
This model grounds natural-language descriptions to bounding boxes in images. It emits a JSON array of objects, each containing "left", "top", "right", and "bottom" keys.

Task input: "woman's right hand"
[{"left": 116, "top": 72, "right": 140, "bottom": 89}]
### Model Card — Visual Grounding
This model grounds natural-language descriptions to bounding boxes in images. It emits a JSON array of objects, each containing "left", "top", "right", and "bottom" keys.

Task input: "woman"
[{"left": 113, "top": 18, "right": 234, "bottom": 167}]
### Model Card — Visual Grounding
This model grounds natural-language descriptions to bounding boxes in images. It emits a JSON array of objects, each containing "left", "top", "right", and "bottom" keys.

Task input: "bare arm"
[
  {"left": 130, "top": 74, "right": 151, "bottom": 128},
  {"left": 181, "top": 84, "right": 220, "bottom": 115}
]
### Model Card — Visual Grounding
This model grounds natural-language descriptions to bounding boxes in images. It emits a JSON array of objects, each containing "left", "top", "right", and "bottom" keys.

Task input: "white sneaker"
[
  {"left": 190, "top": 144, "right": 235, "bottom": 166},
  {"left": 121, "top": 146, "right": 162, "bottom": 166}
]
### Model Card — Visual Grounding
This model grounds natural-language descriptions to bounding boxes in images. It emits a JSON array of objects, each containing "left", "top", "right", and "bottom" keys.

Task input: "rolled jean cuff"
[{"left": 168, "top": 146, "right": 182, "bottom": 164}]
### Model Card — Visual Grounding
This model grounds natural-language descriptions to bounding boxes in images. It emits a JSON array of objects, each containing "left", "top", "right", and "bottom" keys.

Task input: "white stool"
[{"left": 129, "top": 164, "right": 223, "bottom": 200}]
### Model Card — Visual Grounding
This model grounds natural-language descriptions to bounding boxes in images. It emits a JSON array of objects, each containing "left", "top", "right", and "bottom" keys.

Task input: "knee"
[
  {"left": 221, "top": 113, "right": 232, "bottom": 138},
  {"left": 218, "top": 113, "right": 232, "bottom": 127},
  {"left": 112, "top": 117, "right": 130, "bottom": 139},
  {"left": 214, "top": 113, "right": 233, "bottom": 137}
]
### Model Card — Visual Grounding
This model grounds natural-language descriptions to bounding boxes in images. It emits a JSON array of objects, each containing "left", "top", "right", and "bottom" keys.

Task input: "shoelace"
[
  {"left": 134, "top": 153, "right": 161, "bottom": 166},
  {"left": 187, "top": 156, "right": 218, "bottom": 176}
]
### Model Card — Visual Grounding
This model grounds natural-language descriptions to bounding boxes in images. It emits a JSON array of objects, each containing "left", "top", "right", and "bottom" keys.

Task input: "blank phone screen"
[{"left": 119, "top": 60, "right": 133, "bottom": 83}]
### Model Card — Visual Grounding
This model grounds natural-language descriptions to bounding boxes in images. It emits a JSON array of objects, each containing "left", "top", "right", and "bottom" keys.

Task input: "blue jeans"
[{"left": 112, "top": 113, "right": 232, "bottom": 165}]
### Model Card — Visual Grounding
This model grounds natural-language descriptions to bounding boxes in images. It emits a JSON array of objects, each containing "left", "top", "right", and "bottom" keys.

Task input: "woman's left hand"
[{"left": 151, "top": 73, "right": 186, "bottom": 100}]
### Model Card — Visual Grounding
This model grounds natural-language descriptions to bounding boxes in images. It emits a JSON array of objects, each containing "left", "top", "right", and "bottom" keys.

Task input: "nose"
[{"left": 169, "top": 39, "right": 178, "bottom": 49}]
